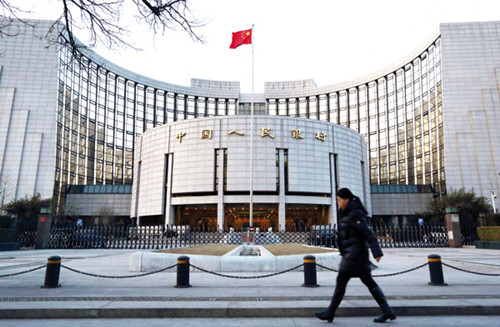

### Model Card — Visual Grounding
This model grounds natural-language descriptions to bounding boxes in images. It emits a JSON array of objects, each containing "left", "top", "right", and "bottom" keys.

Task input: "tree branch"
[
  {"left": 1, "top": 0, "right": 205, "bottom": 57},
  {"left": 135, "top": 0, "right": 205, "bottom": 43}
]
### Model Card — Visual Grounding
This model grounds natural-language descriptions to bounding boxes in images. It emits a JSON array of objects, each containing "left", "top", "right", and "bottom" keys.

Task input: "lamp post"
[{"left": 491, "top": 190, "right": 498, "bottom": 214}]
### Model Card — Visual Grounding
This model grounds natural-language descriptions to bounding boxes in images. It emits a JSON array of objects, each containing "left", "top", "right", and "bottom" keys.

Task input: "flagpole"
[{"left": 249, "top": 24, "right": 254, "bottom": 228}]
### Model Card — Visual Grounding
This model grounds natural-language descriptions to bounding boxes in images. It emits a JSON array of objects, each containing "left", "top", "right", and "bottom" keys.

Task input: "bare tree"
[
  {"left": 0, "top": 1, "right": 28, "bottom": 38},
  {"left": 0, "top": 175, "right": 14, "bottom": 216},
  {"left": 1, "top": 0, "right": 205, "bottom": 57}
]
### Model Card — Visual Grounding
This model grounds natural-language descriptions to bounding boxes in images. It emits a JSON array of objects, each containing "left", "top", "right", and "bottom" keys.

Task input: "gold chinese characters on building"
[
  {"left": 176, "top": 132, "right": 186, "bottom": 143},
  {"left": 291, "top": 129, "right": 304, "bottom": 139},
  {"left": 200, "top": 129, "right": 212, "bottom": 139},
  {"left": 261, "top": 128, "right": 275, "bottom": 139},
  {"left": 315, "top": 132, "right": 327, "bottom": 142},
  {"left": 228, "top": 130, "right": 244, "bottom": 136},
  {"left": 174, "top": 128, "right": 329, "bottom": 143}
]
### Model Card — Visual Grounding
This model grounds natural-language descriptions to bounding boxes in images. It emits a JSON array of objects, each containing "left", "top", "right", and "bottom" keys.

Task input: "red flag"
[{"left": 230, "top": 28, "right": 252, "bottom": 49}]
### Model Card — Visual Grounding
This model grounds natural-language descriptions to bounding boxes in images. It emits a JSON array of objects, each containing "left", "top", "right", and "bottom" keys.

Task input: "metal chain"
[
  {"left": 372, "top": 262, "right": 428, "bottom": 277},
  {"left": 61, "top": 264, "right": 177, "bottom": 279},
  {"left": 316, "top": 262, "right": 429, "bottom": 277},
  {"left": 442, "top": 262, "right": 500, "bottom": 277},
  {"left": 0, "top": 265, "right": 46, "bottom": 278},
  {"left": 189, "top": 263, "right": 304, "bottom": 279},
  {"left": 315, "top": 264, "right": 339, "bottom": 272}
]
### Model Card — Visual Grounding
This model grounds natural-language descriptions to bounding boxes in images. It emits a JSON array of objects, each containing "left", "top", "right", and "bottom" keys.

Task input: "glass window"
[
  {"left": 288, "top": 99, "right": 297, "bottom": 117},
  {"left": 207, "top": 98, "right": 216, "bottom": 116},
  {"left": 308, "top": 96, "right": 319, "bottom": 120},
  {"left": 227, "top": 99, "right": 236, "bottom": 116},
  {"left": 186, "top": 96, "right": 195, "bottom": 118},
  {"left": 176, "top": 94, "right": 185, "bottom": 121},
  {"left": 268, "top": 99, "right": 277, "bottom": 116},
  {"left": 319, "top": 95, "right": 328, "bottom": 121},
  {"left": 278, "top": 99, "right": 288, "bottom": 116},
  {"left": 339, "top": 91, "right": 348, "bottom": 127},
  {"left": 298, "top": 98, "right": 307, "bottom": 117},
  {"left": 329, "top": 93, "right": 338, "bottom": 124}
]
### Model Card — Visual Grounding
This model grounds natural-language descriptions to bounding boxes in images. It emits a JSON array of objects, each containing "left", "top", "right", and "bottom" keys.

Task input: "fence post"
[
  {"left": 34, "top": 209, "right": 53, "bottom": 249},
  {"left": 42, "top": 255, "right": 61, "bottom": 288},
  {"left": 428, "top": 254, "right": 447, "bottom": 286},
  {"left": 302, "top": 255, "right": 319, "bottom": 287},
  {"left": 445, "top": 207, "right": 462, "bottom": 248},
  {"left": 175, "top": 255, "right": 191, "bottom": 288}
]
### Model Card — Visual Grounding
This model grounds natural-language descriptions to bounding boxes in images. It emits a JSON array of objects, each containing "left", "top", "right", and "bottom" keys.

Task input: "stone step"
[{"left": 1, "top": 298, "right": 499, "bottom": 319}]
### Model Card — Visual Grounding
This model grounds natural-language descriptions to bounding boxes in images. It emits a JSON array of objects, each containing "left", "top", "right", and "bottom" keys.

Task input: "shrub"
[
  {"left": 485, "top": 213, "right": 500, "bottom": 226},
  {"left": 477, "top": 226, "right": 500, "bottom": 241}
]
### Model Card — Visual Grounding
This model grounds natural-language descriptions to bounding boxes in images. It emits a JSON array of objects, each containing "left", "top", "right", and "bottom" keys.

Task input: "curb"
[{"left": 1, "top": 304, "right": 500, "bottom": 319}]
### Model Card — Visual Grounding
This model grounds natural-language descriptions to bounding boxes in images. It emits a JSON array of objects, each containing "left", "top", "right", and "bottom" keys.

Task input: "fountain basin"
[{"left": 129, "top": 245, "right": 340, "bottom": 272}]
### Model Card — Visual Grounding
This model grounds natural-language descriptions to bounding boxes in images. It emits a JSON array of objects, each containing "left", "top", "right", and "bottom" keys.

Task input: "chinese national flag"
[{"left": 230, "top": 28, "right": 252, "bottom": 49}]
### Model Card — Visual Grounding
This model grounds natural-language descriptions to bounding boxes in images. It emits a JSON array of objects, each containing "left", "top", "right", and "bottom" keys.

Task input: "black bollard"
[
  {"left": 302, "top": 255, "right": 319, "bottom": 287},
  {"left": 175, "top": 255, "right": 192, "bottom": 288},
  {"left": 42, "top": 255, "right": 61, "bottom": 288},
  {"left": 428, "top": 254, "right": 447, "bottom": 286}
]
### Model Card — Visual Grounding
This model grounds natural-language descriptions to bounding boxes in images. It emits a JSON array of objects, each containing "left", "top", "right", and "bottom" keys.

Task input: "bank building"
[{"left": 1, "top": 18, "right": 499, "bottom": 230}]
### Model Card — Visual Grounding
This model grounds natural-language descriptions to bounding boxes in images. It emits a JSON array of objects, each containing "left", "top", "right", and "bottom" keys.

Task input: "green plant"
[
  {"left": 3, "top": 194, "right": 52, "bottom": 229},
  {"left": 417, "top": 188, "right": 493, "bottom": 223},
  {"left": 485, "top": 213, "right": 500, "bottom": 226}
]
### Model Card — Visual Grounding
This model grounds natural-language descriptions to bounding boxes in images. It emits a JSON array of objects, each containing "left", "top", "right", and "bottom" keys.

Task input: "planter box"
[{"left": 475, "top": 240, "right": 500, "bottom": 250}]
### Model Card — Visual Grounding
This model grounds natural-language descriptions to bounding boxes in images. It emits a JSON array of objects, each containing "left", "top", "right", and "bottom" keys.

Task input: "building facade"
[
  {"left": 0, "top": 18, "right": 499, "bottom": 225},
  {"left": 131, "top": 116, "right": 369, "bottom": 229}
]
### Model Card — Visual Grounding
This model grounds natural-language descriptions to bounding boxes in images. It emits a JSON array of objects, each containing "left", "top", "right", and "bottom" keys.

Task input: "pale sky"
[{"left": 21, "top": 0, "right": 500, "bottom": 93}]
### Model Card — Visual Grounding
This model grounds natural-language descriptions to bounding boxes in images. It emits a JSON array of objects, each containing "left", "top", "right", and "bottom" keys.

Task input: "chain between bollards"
[
  {"left": 0, "top": 265, "right": 46, "bottom": 278},
  {"left": 28, "top": 253, "right": 498, "bottom": 291}
]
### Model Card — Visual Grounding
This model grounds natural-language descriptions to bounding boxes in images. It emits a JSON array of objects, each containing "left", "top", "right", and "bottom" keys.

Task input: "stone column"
[
  {"left": 328, "top": 153, "right": 338, "bottom": 226},
  {"left": 445, "top": 207, "right": 462, "bottom": 248},
  {"left": 217, "top": 149, "right": 225, "bottom": 230},
  {"left": 164, "top": 154, "right": 175, "bottom": 226},
  {"left": 278, "top": 149, "right": 286, "bottom": 231}
]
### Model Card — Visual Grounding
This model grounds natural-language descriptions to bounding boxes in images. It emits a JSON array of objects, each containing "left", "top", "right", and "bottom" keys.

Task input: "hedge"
[{"left": 477, "top": 226, "right": 500, "bottom": 241}]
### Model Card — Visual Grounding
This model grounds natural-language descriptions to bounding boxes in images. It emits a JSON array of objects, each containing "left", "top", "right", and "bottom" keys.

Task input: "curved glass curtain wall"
[
  {"left": 54, "top": 45, "right": 238, "bottom": 208},
  {"left": 268, "top": 38, "right": 443, "bottom": 190},
  {"left": 54, "top": 36, "right": 443, "bottom": 210}
]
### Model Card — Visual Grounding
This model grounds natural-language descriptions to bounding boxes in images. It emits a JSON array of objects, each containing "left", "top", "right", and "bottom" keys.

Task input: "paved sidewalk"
[
  {"left": 0, "top": 247, "right": 499, "bottom": 320},
  {"left": 2, "top": 316, "right": 500, "bottom": 327}
]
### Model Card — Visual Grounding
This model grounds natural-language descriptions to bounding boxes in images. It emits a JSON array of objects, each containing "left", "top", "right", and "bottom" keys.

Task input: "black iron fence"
[
  {"left": 460, "top": 221, "right": 480, "bottom": 246},
  {"left": 371, "top": 223, "right": 449, "bottom": 248},
  {"left": 15, "top": 222, "right": 480, "bottom": 250},
  {"left": 16, "top": 228, "right": 36, "bottom": 248}
]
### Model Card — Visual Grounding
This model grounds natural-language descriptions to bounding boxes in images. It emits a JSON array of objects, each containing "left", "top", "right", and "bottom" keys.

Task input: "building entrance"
[
  {"left": 224, "top": 204, "right": 278, "bottom": 231},
  {"left": 175, "top": 205, "right": 217, "bottom": 230},
  {"left": 285, "top": 204, "right": 329, "bottom": 231}
]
